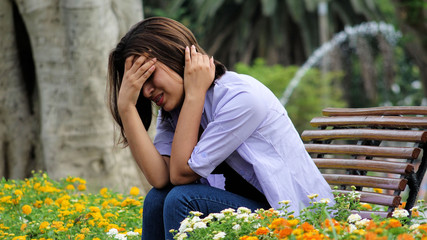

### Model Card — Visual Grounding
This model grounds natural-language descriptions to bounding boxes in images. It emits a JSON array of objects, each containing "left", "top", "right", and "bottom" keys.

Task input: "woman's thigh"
[{"left": 163, "top": 184, "right": 270, "bottom": 238}]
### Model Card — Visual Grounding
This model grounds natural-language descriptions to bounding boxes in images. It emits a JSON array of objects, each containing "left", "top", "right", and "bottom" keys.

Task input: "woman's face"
[{"left": 141, "top": 61, "right": 184, "bottom": 112}]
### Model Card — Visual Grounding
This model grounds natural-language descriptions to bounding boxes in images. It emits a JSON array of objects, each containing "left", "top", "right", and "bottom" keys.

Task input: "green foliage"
[{"left": 235, "top": 58, "right": 346, "bottom": 133}]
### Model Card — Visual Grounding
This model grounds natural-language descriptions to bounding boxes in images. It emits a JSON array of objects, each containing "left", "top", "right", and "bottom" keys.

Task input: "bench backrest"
[{"left": 301, "top": 106, "right": 427, "bottom": 218}]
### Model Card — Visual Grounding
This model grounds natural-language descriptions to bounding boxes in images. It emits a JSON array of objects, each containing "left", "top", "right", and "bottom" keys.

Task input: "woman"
[{"left": 107, "top": 17, "right": 333, "bottom": 240}]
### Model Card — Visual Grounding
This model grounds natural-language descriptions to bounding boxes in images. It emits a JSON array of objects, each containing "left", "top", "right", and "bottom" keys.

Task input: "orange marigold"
[
  {"left": 364, "top": 232, "right": 387, "bottom": 240},
  {"left": 20, "top": 223, "right": 27, "bottom": 231},
  {"left": 387, "top": 219, "right": 402, "bottom": 229},
  {"left": 418, "top": 224, "right": 427, "bottom": 233},
  {"left": 365, "top": 220, "right": 378, "bottom": 230},
  {"left": 361, "top": 203, "right": 373, "bottom": 210},
  {"left": 397, "top": 233, "right": 415, "bottom": 240},
  {"left": 277, "top": 227, "right": 293, "bottom": 238},
  {"left": 77, "top": 184, "right": 86, "bottom": 191},
  {"left": 269, "top": 218, "right": 287, "bottom": 229},
  {"left": 255, "top": 227, "right": 269, "bottom": 235},
  {"left": 22, "top": 205, "right": 32, "bottom": 215},
  {"left": 301, "top": 222, "right": 315, "bottom": 232}
]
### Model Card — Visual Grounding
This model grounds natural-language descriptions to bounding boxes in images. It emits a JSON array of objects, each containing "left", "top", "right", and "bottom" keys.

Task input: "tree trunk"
[
  {"left": 0, "top": 0, "right": 40, "bottom": 179},
  {"left": 0, "top": 0, "right": 152, "bottom": 194}
]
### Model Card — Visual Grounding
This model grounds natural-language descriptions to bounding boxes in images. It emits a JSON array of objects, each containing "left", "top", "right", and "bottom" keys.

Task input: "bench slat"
[
  {"left": 314, "top": 158, "right": 414, "bottom": 174},
  {"left": 334, "top": 190, "right": 401, "bottom": 207},
  {"left": 301, "top": 129, "right": 427, "bottom": 142},
  {"left": 310, "top": 116, "right": 427, "bottom": 128},
  {"left": 350, "top": 210, "right": 392, "bottom": 219},
  {"left": 323, "top": 106, "right": 427, "bottom": 116},
  {"left": 323, "top": 174, "right": 407, "bottom": 191},
  {"left": 305, "top": 144, "right": 421, "bottom": 159}
]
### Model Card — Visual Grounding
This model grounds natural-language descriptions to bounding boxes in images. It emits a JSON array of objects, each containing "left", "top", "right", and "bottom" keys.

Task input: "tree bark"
[
  {"left": 0, "top": 0, "right": 152, "bottom": 194},
  {"left": 0, "top": 0, "right": 40, "bottom": 179}
]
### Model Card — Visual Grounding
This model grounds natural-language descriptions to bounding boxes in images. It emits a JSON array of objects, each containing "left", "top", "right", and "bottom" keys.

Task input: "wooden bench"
[{"left": 301, "top": 106, "right": 427, "bottom": 218}]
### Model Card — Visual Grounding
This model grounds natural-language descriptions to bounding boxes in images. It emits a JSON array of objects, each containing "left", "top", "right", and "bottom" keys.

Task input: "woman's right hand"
[{"left": 118, "top": 55, "right": 156, "bottom": 114}]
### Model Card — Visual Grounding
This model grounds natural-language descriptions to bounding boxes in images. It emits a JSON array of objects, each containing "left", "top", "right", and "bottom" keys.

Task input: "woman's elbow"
[
  {"left": 148, "top": 177, "right": 170, "bottom": 189},
  {"left": 170, "top": 168, "right": 199, "bottom": 186},
  {"left": 170, "top": 172, "right": 186, "bottom": 186}
]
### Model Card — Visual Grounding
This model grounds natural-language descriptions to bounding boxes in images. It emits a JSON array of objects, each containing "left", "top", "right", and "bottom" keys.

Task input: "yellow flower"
[
  {"left": 44, "top": 197, "right": 53, "bottom": 205},
  {"left": 12, "top": 236, "right": 26, "bottom": 240},
  {"left": 104, "top": 212, "right": 116, "bottom": 218},
  {"left": 14, "top": 190, "right": 23, "bottom": 196},
  {"left": 307, "top": 193, "right": 319, "bottom": 199},
  {"left": 12, "top": 196, "right": 21, "bottom": 205},
  {"left": 89, "top": 206, "right": 100, "bottom": 213},
  {"left": 65, "top": 184, "right": 75, "bottom": 190},
  {"left": 80, "top": 228, "right": 90, "bottom": 234},
  {"left": 292, "top": 228, "right": 303, "bottom": 236},
  {"left": 1, "top": 196, "right": 12, "bottom": 203},
  {"left": 100, "top": 188, "right": 108, "bottom": 196},
  {"left": 77, "top": 184, "right": 86, "bottom": 191},
  {"left": 20, "top": 223, "right": 27, "bottom": 231},
  {"left": 22, "top": 205, "right": 32, "bottom": 215},
  {"left": 287, "top": 219, "right": 300, "bottom": 227},
  {"left": 130, "top": 187, "right": 140, "bottom": 196},
  {"left": 33, "top": 200, "right": 43, "bottom": 208},
  {"left": 75, "top": 233, "right": 85, "bottom": 240},
  {"left": 373, "top": 188, "right": 383, "bottom": 193},
  {"left": 39, "top": 221, "right": 50, "bottom": 233}
]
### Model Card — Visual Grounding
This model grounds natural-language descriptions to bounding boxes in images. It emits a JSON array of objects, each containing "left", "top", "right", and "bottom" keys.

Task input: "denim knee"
[
  {"left": 144, "top": 187, "right": 170, "bottom": 210},
  {"left": 142, "top": 186, "right": 172, "bottom": 240},
  {"left": 163, "top": 185, "right": 195, "bottom": 236}
]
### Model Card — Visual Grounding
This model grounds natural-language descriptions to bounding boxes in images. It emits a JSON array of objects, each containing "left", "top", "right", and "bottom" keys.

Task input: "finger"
[
  {"left": 191, "top": 45, "right": 198, "bottom": 64},
  {"left": 134, "top": 58, "right": 156, "bottom": 80},
  {"left": 130, "top": 55, "right": 148, "bottom": 73},
  {"left": 202, "top": 54, "right": 210, "bottom": 65},
  {"left": 185, "top": 46, "right": 191, "bottom": 66},
  {"left": 210, "top": 56, "right": 215, "bottom": 78},
  {"left": 125, "top": 55, "right": 135, "bottom": 71},
  {"left": 210, "top": 56, "right": 215, "bottom": 69},
  {"left": 142, "top": 64, "right": 156, "bottom": 80}
]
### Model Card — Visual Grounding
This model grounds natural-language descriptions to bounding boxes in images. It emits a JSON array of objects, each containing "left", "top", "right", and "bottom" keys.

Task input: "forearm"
[
  {"left": 170, "top": 95, "right": 204, "bottom": 184},
  {"left": 120, "top": 106, "right": 170, "bottom": 188}
]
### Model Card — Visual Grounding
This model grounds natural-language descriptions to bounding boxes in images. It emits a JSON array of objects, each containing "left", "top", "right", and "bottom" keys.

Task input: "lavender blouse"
[{"left": 153, "top": 71, "right": 333, "bottom": 214}]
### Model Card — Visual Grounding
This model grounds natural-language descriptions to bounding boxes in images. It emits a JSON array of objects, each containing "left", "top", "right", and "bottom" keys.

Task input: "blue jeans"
[{"left": 141, "top": 183, "right": 270, "bottom": 240}]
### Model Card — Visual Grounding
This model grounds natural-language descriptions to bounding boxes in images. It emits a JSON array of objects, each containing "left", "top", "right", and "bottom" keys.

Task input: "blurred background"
[{"left": 1, "top": 0, "right": 426, "bottom": 197}]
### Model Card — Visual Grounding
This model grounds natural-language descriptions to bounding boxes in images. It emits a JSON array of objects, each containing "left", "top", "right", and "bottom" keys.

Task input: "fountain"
[{"left": 279, "top": 21, "right": 402, "bottom": 106}]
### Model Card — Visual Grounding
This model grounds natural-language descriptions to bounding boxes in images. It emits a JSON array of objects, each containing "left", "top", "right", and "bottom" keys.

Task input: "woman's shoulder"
[
  {"left": 213, "top": 71, "right": 274, "bottom": 98},
  {"left": 213, "top": 71, "right": 264, "bottom": 92}
]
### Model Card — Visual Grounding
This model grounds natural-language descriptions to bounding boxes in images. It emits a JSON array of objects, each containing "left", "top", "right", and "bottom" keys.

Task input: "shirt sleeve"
[
  {"left": 153, "top": 111, "right": 174, "bottom": 156},
  {"left": 188, "top": 87, "right": 268, "bottom": 178}
]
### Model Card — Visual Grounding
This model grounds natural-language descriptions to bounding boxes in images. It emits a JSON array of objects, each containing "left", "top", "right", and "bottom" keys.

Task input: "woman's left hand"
[{"left": 183, "top": 45, "right": 215, "bottom": 99}]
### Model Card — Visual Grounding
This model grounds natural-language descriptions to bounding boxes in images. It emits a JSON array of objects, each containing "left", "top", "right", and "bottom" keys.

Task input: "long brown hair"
[{"left": 107, "top": 17, "right": 226, "bottom": 145}]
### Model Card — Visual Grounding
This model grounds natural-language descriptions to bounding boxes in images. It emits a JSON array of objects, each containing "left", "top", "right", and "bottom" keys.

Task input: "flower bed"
[
  {"left": 172, "top": 190, "right": 427, "bottom": 240},
  {"left": 1, "top": 172, "right": 427, "bottom": 240},
  {"left": 0, "top": 172, "right": 142, "bottom": 240}
]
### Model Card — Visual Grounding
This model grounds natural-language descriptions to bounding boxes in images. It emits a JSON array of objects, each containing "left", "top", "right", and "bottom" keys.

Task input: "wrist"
[
  {"left": 184, "top": 91, "right": 206, "bottom": 102},
  {"left": 118, "top": 102, "right": 137, "bottom": 116}
]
